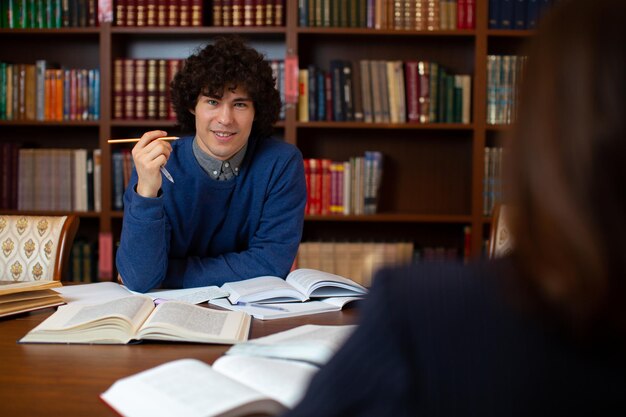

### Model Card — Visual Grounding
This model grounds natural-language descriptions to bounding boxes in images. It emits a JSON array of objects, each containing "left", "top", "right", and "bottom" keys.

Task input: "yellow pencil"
[{"left": 107, "top": 136, "right": 179, "bottom": 144}]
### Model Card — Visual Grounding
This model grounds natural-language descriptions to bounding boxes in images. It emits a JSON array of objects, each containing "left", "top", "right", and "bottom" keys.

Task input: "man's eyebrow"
[{"left": 232, "top": 97, "right": 252, "bottom": 102}]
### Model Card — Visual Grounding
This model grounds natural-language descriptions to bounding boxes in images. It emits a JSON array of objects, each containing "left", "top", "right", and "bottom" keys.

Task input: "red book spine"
[
  {"left": 167, "top": 59, "right": 182, "bottom": 120},
  {"left": 123, "top": 59, "right": 135, "bottom": 119},
  {"left": 190, "top": 0, "right": 202, "bottom": 26},
  {"left": 212, "top": 0, "right": 223, "bottom": 26},
  {"left": 115, "top": 0, "right": 126, "bottom": 25},
  {"left": 465, "top": 0, "right": 475, "bottom": 29},
  {"left": 320, "top": 158, "right": 331, "bottom": 215},
  {"left": 264, "top": 0, "right": 273, "bottom": 26},
  {"left": 404, "top": 60, "right": 420, "bottom": 123},
  {"left": 309, "top": 159, "right": 319, "bottom": 215},
  {"left": 157, "top": 59, "right": 168, "bottom": 119},
  {"left": 135, "top": 59, "right": 147, "bottom": 119},
  {"left": 113, "top": 59, "right": 124, "bottom": 119},
  {"left": 136, "top": 0, "right": 147, "bottom": 25},
  {"left": 457, "top": 0, "right": 467, "bottom": 29},
  {"left": 146, "top": 0, "right": 157, "bottom": 25},
  {"left": 254, "top": 0, "right": 264, "bottom": 26},
  {"left": 222, "top": 0, "right": 232, "bottom": 26},
  {"left": 157, "top": 0, "right": 167, "bottom": 26},
  {"left": 324, "top": 71, "right": 333, "bottom": 121},
  {"left": 303, "top": 159, "right": 311, "bottom": 215},
  {"left": 243, "top": 0, "right": 254, "bottom": 26},
  {"left": 179, "top": 0, "right": 191, "bottom": 26},
  {"left": 168, "top": 0, "right": 179, "bottom": 26},
  {"left": 126, "top": 0, "right": 137, "bottom": 26},
  {"left": 146, "top": 59, "right": 158, "bottom": 119},
  {"left": 232, "top": 0, "right": 243, "bottom": 26},
  {"left": 274, "top": 0, "right": 283, "bottom": 26}
]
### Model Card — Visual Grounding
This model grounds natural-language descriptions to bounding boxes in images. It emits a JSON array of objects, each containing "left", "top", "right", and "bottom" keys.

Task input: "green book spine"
[
  {"left": 429, "top": 62, "right": 438, "bottom": 122},
  {"left": 437, "top": 68, "right": 447, "bottom": 123},
  {"left": 0, "top": 62, "right": 6, "bottom": 120},
  {"left": 453, "top": 79, "right": 463, "bottom": 123},
  {"left": 445, "top": 74, "right": 454, "bottom": 123}
]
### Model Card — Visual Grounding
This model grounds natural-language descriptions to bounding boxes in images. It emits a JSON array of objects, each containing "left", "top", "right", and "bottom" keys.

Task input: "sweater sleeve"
[
  {"left": 162, "top": 148, "right": 307, "bottom": 288},
  {"left": 115, "top": 172, "right": 172, "bottom": 293},
  {"left": 281, "top": 268, "right": 415, "bottom": 417}
]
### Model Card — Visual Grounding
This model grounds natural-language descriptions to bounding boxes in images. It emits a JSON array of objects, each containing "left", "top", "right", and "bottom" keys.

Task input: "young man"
[{"left": 116, "top": 36, "right": 306, "bottom": 293}]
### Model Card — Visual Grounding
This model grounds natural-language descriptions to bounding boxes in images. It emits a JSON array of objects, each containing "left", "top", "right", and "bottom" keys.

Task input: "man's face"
[{"left": 192, "top": 86, "right": 255, "bottom": 161}]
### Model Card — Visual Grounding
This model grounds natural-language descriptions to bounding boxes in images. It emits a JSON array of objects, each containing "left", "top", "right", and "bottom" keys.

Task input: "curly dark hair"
[{"left": 170, "top": 35, "right": 281, "bottom": 138}]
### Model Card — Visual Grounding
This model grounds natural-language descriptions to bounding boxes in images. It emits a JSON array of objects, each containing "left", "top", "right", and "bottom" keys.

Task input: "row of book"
[
  {"left": 296, "top": 240, "right": 415, "bottom": 286},
  {"left": 0, "top": 0, "right": 97, "bottom": 28},
  {"left": 299, "top": 0, "right": 476, "bottom": 30},
  {"left": 486, "top": 54, "right": 525, "bottom": 125},
  {"left": 488, "top": 0, "right": 559, "bottom": 30},
  {"left": 0, "top": 62, "right": 100, "bottom": 121},
  {"left": 115, "top": 0, "right": 203, "bottom": 27},
  {"left": 299, "top": 59, "right": 471, "bottom": 124},
  {"left": 113, "top": 58, "right": 286, "bottom": 121},
  {"left": 113, "top": 58, "right": 181, "bottom": 121},
  {"left": 67, "top": 239, "right": 98, "bottom": 283},
  {"left": 304, "top": 151, "right": 383, "bottom": 217},
  {"left": 483, "top": 146, "right": 504, "bottom": 216},
  {"left": 11, "top": 148, "right": 102, "bottom": 212},
  {"left": 213, "top": 0, "right": 285, "bottom": 27}
]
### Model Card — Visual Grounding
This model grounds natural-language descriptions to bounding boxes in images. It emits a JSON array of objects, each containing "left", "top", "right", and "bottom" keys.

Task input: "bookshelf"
[{"left": 0, "top": 0, "right": 534, "bottom": 280}]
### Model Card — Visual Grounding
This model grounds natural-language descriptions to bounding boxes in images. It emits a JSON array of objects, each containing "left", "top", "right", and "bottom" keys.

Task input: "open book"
[
  {"left": 100, "top": 325, "right": 356, "bottom": 417},
  {"left": 101, "top": 357, "right": 318, "bottom": 417},
  {"left": 226, "top": 324, "right": 357, "bottom": 366},
  {"left": 20, "top": 295, "right": 250, "bottom": 345},
  {"left": 0, "top": 280, "right": 65, "bottom": 318},
  {"left": 221, "top": 268, "right": 367, "bottom": 304}
]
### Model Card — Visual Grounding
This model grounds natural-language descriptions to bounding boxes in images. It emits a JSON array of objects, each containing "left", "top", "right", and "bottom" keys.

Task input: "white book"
[
  {"left": 101, "top": 356, "right": 318, "bottom": 417},
  {"left": 20, "top": 295, "right": 250, "bottom": 345},
  {"left": 226, "top": 324, "right": 357, "bottom": 366},
  {"left": 220, "top": 268, "right": 367, "bottom": 304}
]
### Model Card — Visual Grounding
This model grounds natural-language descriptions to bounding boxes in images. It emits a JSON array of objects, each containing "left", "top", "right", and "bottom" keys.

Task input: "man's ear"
[{"left": 189, "top": 108, "right": 195, "bottom": 115}]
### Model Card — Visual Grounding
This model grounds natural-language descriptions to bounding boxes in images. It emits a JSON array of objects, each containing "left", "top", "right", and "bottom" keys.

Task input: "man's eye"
[
  {"left": 207, "top": 99, "right": 219, "bottom": 105},
  {"left": 234, "top": 102, "right": 248, "bottom": 108}
]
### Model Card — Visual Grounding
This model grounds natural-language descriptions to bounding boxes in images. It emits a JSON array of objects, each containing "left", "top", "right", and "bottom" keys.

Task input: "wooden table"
[{"left": 0, "top": 305, "right": 359, "bottom": 416}]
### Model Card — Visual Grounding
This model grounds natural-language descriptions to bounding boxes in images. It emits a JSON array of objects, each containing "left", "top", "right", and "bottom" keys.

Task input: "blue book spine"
[
  {"left": 330, "top": 60, "right": 344, "bottom": 121},
  {"left": 488, "top": 0, "right": 500, "bottom": 29},
  {"left": 298, "top": 0, "right": 308, "bottom": 27},
  {"left": 500, "top": 0, "right": 514, "bottom": 29},
  {"left": 526, "top": 0, "right": 539, "bottom": 28},
  {"left": 307, "top": 64, "right": 317, "bottom": 121},
  {"left": 514, "top": 0, "right": 527, "bottom": 29},
  {"left": 316, "top": 69, "right": 325, "bottom": 121}
]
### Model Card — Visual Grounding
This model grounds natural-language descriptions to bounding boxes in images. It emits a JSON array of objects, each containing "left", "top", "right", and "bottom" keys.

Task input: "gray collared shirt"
[{"left": 192, "top": 137, "right": 247, "bottom": 181}]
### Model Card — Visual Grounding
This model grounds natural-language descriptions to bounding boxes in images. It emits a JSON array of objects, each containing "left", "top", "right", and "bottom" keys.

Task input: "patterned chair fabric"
[
  {"left": 488, "top": 205, "right": 514, "bottom": 259},
  {"left": 0, "top": 215, "right": 78, "bottom": 281}
]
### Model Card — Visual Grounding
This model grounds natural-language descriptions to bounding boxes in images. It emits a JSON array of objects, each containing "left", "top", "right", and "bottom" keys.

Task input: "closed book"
[
  {"left": 265, "top": 0, "right": 274, "bottom": 26},
  {"left": 404, "top": 60, "right": 419, "bottom": 123},
  {"left": 232, "top": 0, "right": 242, "bottom": 26},
  {"left": 359, "top": 60, "right": 373, "bottom": 123},
  {"left": 157, "top": 0, "right": 167, "bottom": 25},
  {"left": 274, "top": 0, "right": 283, "bottom": 25},
  {"left": 243, "top": 0, "right": 254, "bottom": 25},
  {"left": 123, "top": 59, "right": 135, "bottom": 119},
  {"left": 213, "top": 0, "right": 222, "bottom": 25},
  {"left": 329, "top": 60, "right": 344, "bottom": 121},
  {"left": 146, "top": 59, "right": 157, "bottom": 119},
  {"left": 514, "top": 0, "right": 526, "bottom": 29},
  {"left": 179, "top": 0, "right": 190, "bottom": 25},
  {"left": 157, "top": 59, "right": 168, "bottom": 119}
]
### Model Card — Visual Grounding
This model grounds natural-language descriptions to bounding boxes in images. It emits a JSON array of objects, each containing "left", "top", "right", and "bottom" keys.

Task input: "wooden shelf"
[
  {"left": 296, "top": 121, "right": 473, "bottom": 130},
  {"left": 297, "top": 28, "right": 476, "bottom": 37},
  {"left": 0, "top": 210, "right": 102, "bottom": 218},
  {"left": 306, "top": 214, "right": 472, "bottom": 223},
  {"left": 0, "top": 120, "right": 100, "bottom": 126}
]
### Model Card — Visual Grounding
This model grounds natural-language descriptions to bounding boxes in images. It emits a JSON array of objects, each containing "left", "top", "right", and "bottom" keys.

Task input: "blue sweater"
[{"left": 116, "top": 135, "right": 306, "bottom": 292}]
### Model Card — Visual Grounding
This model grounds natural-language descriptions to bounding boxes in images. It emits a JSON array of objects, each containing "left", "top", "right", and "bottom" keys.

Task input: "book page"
[
  {"left": 137, "top": 301, "right": 250, "bottom": 343},
  {"left": 101, "top": 359, "right": 285, "bottom": 417},
  {"left": 20, "top": 295, "right": 155, "bottom": 344},
  {"left": 286, "top": 269, "right": 367, "bottom": 297},
  {"left": 210, "top": 298, "right": 339, "bottom": 321},
  {"left": 222, "top": 276, "right": 307, "bottom": 303},
  {"left": 213, "top": 355, "right": 318, "bottom": 408},
  {"left": 133, "top": 285, "right": 229, "bottom": 304},
  {"left": 54, "top": 281, "right": 133, "bottom": 305},
  {"left": 226, "top": 324, "right": 357, "bottom": 366},
  {"left": 27, "top": 295, "right": 153, "bottom": 331}
]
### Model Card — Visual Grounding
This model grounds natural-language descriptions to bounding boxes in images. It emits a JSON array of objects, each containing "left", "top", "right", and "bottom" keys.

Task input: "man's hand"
[{"left": 133, "top": 130, "right": 173, "bottom": 198}]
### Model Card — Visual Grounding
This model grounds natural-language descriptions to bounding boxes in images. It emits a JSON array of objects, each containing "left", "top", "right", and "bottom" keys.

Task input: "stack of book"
[{"left": 0, "top": 280, "right": 65, "bottom": 318}]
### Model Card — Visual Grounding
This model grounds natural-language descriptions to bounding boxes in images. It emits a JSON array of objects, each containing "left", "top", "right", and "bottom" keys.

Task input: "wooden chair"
[
  {"left": 0, "top": 215, "right": 80, "bottom": 281},
  {"left": 488, "top": 204, "right": 514, "bottom": 259}
]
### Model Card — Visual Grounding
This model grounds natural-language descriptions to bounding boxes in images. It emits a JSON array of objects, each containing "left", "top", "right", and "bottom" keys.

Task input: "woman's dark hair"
[
  {"left": 170, "top": 35, "right": 281, "bottom": 138},
  {"left": 508, "top": 0, "right": 626, "bottom": 333}
]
